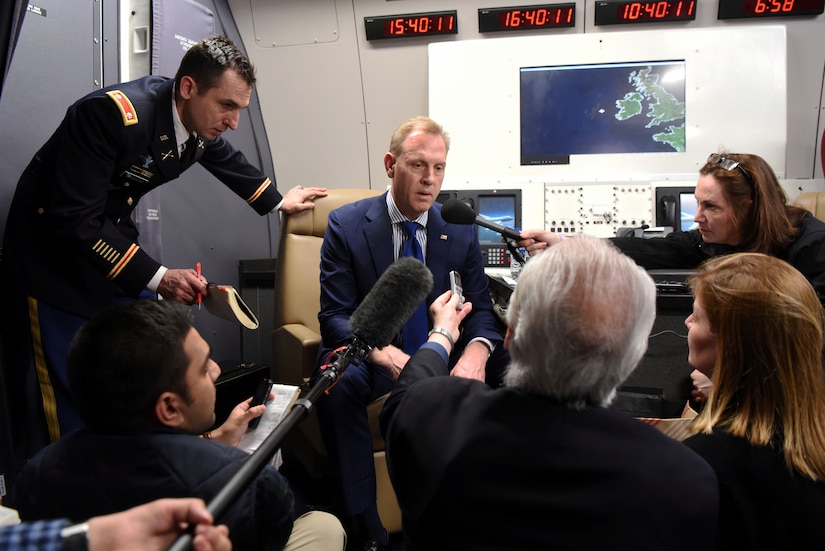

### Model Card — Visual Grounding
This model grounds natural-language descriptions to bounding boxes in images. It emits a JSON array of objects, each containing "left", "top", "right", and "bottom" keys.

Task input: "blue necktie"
[{"left": 400, "top": 221, "right": 428, "bottom": 354}]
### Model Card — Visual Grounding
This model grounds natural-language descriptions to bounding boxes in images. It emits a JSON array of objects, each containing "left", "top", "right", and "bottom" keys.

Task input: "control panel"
[{"left": 482, "top": 244, "right": 512, "bottom": 267}]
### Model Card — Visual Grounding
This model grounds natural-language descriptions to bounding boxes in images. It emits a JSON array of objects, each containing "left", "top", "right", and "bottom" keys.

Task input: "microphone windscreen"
[
  {"left": 440, "top": 198, "right": 477, "bottom": 225},
  {"left": 349, "top": 257, "right": 434, "bottom": 348}
]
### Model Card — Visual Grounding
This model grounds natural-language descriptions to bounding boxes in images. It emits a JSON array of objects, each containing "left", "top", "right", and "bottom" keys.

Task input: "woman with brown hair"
[
  {"left": 519, "top": 152, "right": 825, "bottom": 403},
  {"left": 520, "top": 152, "right": 825, "bottom": 297},
  {"left": 682, "top": 252, "right": 825, "bottom": 549}
]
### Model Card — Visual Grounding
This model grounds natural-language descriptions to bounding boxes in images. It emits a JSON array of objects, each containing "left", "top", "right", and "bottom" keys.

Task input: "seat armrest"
[
  {"left": 272, "top": 324, "right": 321, "bottom": 386},
  {"left": 367, "top": 393, "right": 389, "bottom": 450}
]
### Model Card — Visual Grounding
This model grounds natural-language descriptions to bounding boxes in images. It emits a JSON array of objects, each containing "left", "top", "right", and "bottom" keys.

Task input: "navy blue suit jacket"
[{"left": 317, "top": 192, "right": 502, "bottom": 363}]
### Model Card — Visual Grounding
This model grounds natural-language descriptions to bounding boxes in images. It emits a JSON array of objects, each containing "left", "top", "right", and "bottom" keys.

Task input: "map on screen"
[{"left": 520, "top": 60, "right": 686, "bottom": 165}]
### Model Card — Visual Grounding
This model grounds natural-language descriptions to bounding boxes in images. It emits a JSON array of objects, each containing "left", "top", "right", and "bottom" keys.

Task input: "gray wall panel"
[{"left": 0, "top": 1, "right": 101, "bottom": 244}]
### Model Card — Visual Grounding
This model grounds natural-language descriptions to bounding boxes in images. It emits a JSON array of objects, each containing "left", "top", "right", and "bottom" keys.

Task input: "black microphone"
[
  {"left": 322, "top": 256, "right": 433, "bottom": 380},
  {"left": 441, "top": 198, "right": 522, "bottom": 241}
]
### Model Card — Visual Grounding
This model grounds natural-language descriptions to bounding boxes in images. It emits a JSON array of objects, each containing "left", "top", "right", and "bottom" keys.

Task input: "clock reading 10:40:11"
[{"left": 594, "top": 0, "right": 697, "bottom": 25}]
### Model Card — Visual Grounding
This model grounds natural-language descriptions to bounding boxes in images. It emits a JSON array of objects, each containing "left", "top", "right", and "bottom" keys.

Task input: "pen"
[{"left": 196, "top": 262, "right": 202, "bottom": 309}]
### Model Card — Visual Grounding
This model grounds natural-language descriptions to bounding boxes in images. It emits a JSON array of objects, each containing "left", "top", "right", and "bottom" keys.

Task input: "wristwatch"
[{"left": 60, "top": 521, "right": 89, "bottom": 551}]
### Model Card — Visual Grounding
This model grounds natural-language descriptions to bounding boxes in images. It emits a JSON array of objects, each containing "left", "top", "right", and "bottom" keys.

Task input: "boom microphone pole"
[{"left": 168, "top": 257, "right": 433, "bottom": 551}]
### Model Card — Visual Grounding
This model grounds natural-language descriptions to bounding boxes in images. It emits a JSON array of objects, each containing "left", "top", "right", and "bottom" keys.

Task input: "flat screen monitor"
[
  {"left": 655, "top": 186, "right": 696, "bottom": 231},
  {"left": 678, "top": 192, "right": 698, "bottom": 231},
  {"left": 477, "top": 193, "right": 518, "bottom": 243},
  {"left": 519, "top": 60, "right": 686, "bottom": 165},
  {"left": 437, "top": 188, "right": 523, "bottom": 267}
]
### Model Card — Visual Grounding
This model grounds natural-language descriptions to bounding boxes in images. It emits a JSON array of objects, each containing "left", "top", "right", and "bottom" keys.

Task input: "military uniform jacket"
[{"left": 2, "top": 76, "right": 281, "bottom": 317}]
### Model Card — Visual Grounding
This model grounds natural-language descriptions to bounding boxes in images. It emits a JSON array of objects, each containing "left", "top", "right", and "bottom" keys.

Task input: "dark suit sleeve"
[
  {"left": 318, "top": 208, "right": 362, "bottom": 348},
  {"left": 380, "top": 346, "right": 449, "bottom": 438},
  {"left": 609, "top": 230, "right": 705, "bottom": 270},
  {"left": 199, "top": 138, "right": 282, "bottom": 215},
  {"left": 781, "top": 213, "right": 825, "bottom": 300}
]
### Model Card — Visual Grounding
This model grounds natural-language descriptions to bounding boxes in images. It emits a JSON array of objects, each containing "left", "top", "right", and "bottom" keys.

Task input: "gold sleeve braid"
[{"left": 246, "top": 178, "right": 272, "bottom": 204}]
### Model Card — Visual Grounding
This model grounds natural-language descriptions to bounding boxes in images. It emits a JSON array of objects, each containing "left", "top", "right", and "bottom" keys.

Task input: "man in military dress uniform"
[{"left": 0, "top": 36, "right": 326, "bottom": 470}]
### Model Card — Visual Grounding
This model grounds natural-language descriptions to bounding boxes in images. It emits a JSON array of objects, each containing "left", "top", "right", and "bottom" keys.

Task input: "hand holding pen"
[
  {"left": 156, "top": 267, "right": 208, "bottom": 305},
  {"left": 196, "top": 262, "right": 202, "bottom": 309}
]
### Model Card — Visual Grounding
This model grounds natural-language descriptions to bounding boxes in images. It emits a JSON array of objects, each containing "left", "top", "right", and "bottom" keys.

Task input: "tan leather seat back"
[
  {"left": 792, "top": 191, "right": 825, "bottom": 222},
  {"left": 274, "top": 188, "right": 382, "bottom": 331},
  {"left": 273, "top": 188, "right": 382, "bottom": 376}
]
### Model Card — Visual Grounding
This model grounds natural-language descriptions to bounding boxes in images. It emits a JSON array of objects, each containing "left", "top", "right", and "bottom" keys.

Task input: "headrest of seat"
[{"left": 284, "top": 188, "right": 382, "bottom": 238}]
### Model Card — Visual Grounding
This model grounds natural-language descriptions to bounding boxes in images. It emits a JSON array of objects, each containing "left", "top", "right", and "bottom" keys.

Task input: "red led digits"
[
  {"left": 479, "top": 4, "right": 576, "bottom": 32},
  {"left": 718, "top": 0, "right": 823, "bottom": 18},
  {"left": 595, "top": 0, "right": 697, "bottom": 24},
  {"left": 365, "top": 11, "right": 458, "bottom": 40},
  {"left": 504, "top": 7, "right": 575, "bottom": 27},
  {"left": 752, "top": 0, "right": 795, "bottom": 12},
  {"left": 620, "top": 0, "right": 696, "bottom": 20}
]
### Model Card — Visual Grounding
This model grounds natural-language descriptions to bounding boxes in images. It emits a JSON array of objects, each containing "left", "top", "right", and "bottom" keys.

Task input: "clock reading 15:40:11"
[
  {"left": 364, "top": 11, "right": 458, "bottom": 40},
  {"left": 594, "top": 0, "right": 697, "bottom": 24}
]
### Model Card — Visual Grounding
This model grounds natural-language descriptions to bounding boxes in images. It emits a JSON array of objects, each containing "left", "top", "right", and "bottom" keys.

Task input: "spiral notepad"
[{"left": 202, "top": 283, "right": 260, "bottom": 330}]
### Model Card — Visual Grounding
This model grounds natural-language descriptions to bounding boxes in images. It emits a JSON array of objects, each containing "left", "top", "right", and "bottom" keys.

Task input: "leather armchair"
[
  {"left": 792, "top": 191, "right": 825, "bottom": 222},
  {"left": 271, "top": 188, "right": 401, "bottom": 533}
]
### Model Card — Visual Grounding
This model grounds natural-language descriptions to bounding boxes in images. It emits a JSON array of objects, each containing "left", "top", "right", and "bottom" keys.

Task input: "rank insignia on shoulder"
[{"left": 106, "top": 90, "right": 138, "bottom": 127}]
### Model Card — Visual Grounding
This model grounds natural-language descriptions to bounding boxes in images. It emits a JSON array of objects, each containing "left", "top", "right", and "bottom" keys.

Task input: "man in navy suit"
[
  {"left": 381, "top": 236, "right": 720, "bottom": 550},
  {"left": 0, "top": 36, "right": 326, "bottom": 469},
  {"left": 315, "top": 116, "right": 508, "bottom": 550}
]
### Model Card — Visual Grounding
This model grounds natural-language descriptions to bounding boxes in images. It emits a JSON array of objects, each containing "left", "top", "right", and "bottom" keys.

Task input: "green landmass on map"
[{"left": 614, "top": 66, "right": 686, "bottom": 152}]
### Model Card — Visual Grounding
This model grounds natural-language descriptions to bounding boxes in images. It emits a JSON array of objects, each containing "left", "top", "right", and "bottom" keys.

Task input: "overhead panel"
[{"left": 250, "top": 0, "right": 339, "bottom": 47}]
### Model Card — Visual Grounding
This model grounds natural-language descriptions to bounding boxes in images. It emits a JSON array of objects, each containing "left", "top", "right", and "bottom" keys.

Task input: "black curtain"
[{"left": 0, "top": 0, "right": 26, "bottom": 102}]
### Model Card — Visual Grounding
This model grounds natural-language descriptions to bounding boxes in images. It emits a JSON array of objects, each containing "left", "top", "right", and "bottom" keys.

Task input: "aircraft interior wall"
[
  {"left": 0, "top": 1, "right": 822, "bottom": 366},
  {"left": 225, "top": 0, "right": 825, "bottom": 237},
  {"left": 0, "top": 0, "right": 824, "bottom": 517}
]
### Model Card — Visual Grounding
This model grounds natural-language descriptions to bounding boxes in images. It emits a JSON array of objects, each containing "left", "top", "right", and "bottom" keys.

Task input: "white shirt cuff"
[{"left": 147, "top": 266, "right": 167, "bottom": 293}]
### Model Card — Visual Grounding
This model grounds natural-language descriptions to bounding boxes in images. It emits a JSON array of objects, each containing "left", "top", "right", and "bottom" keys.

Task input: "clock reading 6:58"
[
  {"left": 751, "top": 0, "right": 796, "bottom": 12},
  {"left": 717, "top": 0, "right": 824, "bottom": 18}
]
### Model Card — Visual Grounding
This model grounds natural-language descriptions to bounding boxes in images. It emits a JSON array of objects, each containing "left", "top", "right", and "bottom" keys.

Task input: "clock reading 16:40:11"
[
  {"left": 594, "top": 0, "right": 697, "bottom": 24},
  {"left": 478, "top": 4, "right": 577, "bottom": 32}
]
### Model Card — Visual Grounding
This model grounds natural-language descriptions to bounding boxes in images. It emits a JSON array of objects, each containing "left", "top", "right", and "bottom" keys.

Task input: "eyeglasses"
[{"left": 707, "top": 153, "right": 753, "bottom": 183}]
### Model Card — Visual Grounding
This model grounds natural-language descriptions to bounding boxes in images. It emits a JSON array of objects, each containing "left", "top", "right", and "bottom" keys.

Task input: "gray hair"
[{"left": 503, "top": 235, "right": 656, "bottom": 408}]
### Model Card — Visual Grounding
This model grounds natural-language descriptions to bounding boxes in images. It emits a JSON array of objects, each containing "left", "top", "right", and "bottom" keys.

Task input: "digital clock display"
[
  {"left": 594, "top": 0, "right": 697, "bottom": 25},
  {"left": 718, "top": 0, "right": 824, "bottom": 18},
  {"left": 479, "top": 4, "right": 576, "bottom": 32},
  {"left": 364, "top": 11, "right": 458, "bottom": 41}
]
